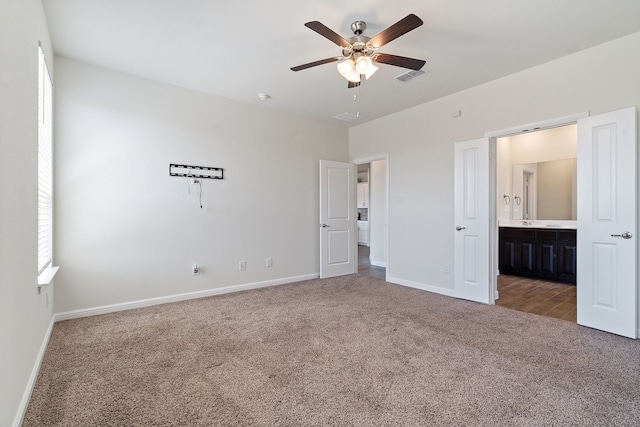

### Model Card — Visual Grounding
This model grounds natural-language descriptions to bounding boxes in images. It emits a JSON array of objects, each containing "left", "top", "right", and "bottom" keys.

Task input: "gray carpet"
[{"left": 24, "top": 275, "right": 640, "bottom": 426}]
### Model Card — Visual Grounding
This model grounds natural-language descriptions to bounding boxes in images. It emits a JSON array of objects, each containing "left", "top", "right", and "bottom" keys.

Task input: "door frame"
[
  {"left": 352, "top": 153, "right": 390, "bottom": 281},
  {"left": 485, "top": 112, "right": 589, "bottom": 301}
]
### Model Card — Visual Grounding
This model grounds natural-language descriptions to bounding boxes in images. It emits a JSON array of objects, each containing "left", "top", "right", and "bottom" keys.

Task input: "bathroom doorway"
[{"left": 495, "top": 124, "right": 578, "bottom": 322}]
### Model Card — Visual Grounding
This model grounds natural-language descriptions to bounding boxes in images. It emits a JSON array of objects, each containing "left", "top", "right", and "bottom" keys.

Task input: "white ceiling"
[{"left": 42, "top": 1, "right": 640, "bottom": 127}]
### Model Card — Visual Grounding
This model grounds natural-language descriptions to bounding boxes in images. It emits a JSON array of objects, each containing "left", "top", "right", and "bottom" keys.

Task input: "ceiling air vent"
[
  {"left": 332, "top": 112, "right": 360, "bottom": 122},
  {"left": 395, "top": 69, "right": 427, "bottom": 82}
]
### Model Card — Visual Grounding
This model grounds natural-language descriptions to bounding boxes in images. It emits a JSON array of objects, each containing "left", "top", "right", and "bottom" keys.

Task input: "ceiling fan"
[{"left": 291, "top": 13, "right": 426, "bottom": 88}]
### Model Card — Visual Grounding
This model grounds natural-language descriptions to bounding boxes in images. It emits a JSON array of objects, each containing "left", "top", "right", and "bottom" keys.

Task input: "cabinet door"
[
  {"left": 536, "top": 239, "right": 557, "bottom": 280},
  {"left": 500, "top": 238, "right": 518, "bottom": 274},
  {"left": 358, "top": 225, "right": 369, "bottom": 245},
  {"left": 558, "top": 240, "right": 577, "bottom": 284},
  {"left": 517, "top": 240, "right": 537, "bottom": 275},
  {"left": 357, "top": 183, "right": 369, "bottom": 208}
]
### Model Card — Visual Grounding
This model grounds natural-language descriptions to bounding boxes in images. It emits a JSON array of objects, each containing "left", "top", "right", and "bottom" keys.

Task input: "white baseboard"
[
  {"left": 370, "top": 259, "right": 387, "bottom": 268},
  {"left": 386, "top": 276, "right": 455, "bottom": 297},
  {"left": 54, "top": 273, "right": 319, "bottom": 322},
  {"left": 13, "top": 316, "right": 55, "bottom": 427}
]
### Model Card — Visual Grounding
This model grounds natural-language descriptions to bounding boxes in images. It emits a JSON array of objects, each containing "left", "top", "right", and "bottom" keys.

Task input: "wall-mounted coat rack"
[{"left": 169, "top": 164, "right": 224, "bottom": 179}]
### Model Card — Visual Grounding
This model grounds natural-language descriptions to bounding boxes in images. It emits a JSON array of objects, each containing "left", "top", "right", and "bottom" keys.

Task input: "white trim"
[
  {"left": 351, "top": 154, "right": 388, "bottom": 166},
  {"left": 486, "top": 112, "right": 590, "bottom": 317},
  {"left": 484, "top": 112, "right": 589, "bottom": 138},
  {"left": 370, "top": 259, "right": 387, "bottom": 268},
  {"left": 54, "top": 273, "right": 319, "bottom": 321},
  {"left": 37, "top": 265, "right": 59, "bottom": 286},
  {"left": 13, "top": 317, "right": 55, "bottom": 427},
  {"left": 387, "top": 276, "right": 456, "bottom": 298}
]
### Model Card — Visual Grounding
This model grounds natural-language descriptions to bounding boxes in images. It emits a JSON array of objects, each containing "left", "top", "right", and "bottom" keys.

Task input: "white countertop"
[{"left": 498, "top": 220, "right": 577, "bottom": 229}]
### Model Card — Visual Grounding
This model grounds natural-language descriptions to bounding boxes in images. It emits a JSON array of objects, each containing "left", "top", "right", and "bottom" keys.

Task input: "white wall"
[
  {"left": 509, "top": 124, "right": 577, "bottom": 165},
  {"left": 369, "top": 159, "right": 387, "bottom": 267},
  {"left": 54, "top": 58, "right": 348, "bottom": 313},
  {"left": 496, "top": 138, "right": 512, "bottom": 221},
  {"left": 350, "top": 32, "right": 640, "bottom": 295},
  {"left": 0, "top": 1, "right": 55, "bottom": 425}
]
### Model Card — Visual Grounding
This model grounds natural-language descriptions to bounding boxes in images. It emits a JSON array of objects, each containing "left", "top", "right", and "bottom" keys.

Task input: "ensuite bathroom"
[{"left": 496, "top": 124, "right": 578, "bottom": 320}]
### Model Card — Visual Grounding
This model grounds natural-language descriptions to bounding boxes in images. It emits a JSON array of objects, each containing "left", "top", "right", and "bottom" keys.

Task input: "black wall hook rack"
[{"left": 169, "top": 163, "right": 224, "bottom": 179}]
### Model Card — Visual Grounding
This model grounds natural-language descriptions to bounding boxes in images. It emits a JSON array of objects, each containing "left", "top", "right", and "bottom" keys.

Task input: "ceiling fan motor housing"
[
  {"left": 343, "top": 35, "right": 373, "bottom": 57},
  {"left": 351, "top": 20, "right": 367, "bottom": 35}
]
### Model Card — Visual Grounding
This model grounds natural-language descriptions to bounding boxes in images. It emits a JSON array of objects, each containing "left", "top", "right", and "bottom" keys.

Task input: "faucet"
[{"left": 522, "top": 220, "right": 531, "bottom": 226}]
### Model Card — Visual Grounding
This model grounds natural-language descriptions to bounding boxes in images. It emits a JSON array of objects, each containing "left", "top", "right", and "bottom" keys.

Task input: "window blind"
[{"left": 38, "top": 46, "right": 53, "bottom": 275}]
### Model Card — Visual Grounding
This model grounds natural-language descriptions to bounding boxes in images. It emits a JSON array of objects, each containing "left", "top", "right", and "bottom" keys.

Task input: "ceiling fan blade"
[
  {"left": 373, "top": 53, "right": 425, "bottom": 70},
  {"left": 368, "top": 14, "right": 423, "bottom": 48},
  {"left": 348, "top": 81, "right": 361, "bottom": 89},
  {"left": 291, "top": 57, "right": 342, "bottom": 72},
  {"left": 305, "top": 21, "right": 351, "bottom": 48}
]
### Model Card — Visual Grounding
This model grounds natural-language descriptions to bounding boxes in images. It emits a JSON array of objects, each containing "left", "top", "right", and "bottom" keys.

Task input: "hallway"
[{"left": 358, "top": 245, "right": 386, "bottom": 280}]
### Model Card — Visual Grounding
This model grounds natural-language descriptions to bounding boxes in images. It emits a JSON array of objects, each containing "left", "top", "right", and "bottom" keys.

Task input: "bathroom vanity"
[{"left": 499, "top": 222, "right": 577, "bottom": 284}]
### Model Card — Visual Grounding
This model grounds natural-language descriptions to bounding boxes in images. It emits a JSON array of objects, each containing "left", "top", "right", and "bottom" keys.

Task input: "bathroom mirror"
[{"left": 512, "top": 158, "right": 577, "bottom": 220}]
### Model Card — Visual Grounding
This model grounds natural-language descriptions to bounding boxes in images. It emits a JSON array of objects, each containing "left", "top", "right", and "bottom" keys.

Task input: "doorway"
[
  {"left": 494, "top": 124, "right": 578, "bottom": 322},
  {"left": 353, "top": 155, "right": 389, "bottom": 281},
  {"left": 454, "top": 107, "right": 636, "bottom": 337}
]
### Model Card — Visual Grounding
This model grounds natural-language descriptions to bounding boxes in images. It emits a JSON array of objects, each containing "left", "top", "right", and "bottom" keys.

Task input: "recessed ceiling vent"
[
  {"left": 332, "top": 112, "right": 360, "bottom": 122},
  {"left": 395, "top": 69, "right": 427, "bottom": 82}
]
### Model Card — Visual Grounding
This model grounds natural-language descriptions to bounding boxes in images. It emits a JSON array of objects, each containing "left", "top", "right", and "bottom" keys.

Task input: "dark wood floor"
[
  {"left": 358, "top": 245, "right": 386, "bottom": 280},
  {"left": 496, "top": 275, "right": 577, "bottom": 322}
]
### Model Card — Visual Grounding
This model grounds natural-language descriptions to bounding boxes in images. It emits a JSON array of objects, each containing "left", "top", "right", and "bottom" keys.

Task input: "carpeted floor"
[{"left": 24, "top": 275, "right": 640, "bottom": 426}]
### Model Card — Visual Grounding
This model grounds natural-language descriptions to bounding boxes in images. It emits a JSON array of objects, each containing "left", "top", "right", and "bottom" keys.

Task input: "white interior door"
[
  {"left": 454, "top": 138, "right": 492, "bottom": 303},
  {"left": 319, "top": 160, "right": 357, "bottom": 278},
  {"left": 577, "top": 107, "right": 637, "bottom": 338}
]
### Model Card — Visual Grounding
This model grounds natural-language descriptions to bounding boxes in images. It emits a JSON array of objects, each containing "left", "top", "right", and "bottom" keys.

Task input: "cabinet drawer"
[{"left": 500, "top": 228, "right": 536, "bottom": 239}]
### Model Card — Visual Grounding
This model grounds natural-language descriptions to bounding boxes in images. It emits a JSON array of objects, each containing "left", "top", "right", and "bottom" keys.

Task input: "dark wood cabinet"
[
  {"left": 557, "top": 232, "right": 577, "bottom": 283},
  {"left": 499, "top": 227, "right": 576, "bottom": 284}
]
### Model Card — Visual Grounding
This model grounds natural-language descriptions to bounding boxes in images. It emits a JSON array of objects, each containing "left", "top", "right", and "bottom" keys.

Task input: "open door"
[
  {"left": 454, "top": 138, "right": 492, "bottom": 303},
  {"left": 577, "top": 107, "right": 637, "bottom": 338},
  {"left": 319, "top": 160, "right": 357, "bottom": 278}
]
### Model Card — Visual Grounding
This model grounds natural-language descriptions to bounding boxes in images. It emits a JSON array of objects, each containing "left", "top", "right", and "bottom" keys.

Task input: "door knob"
[
  {"left": 611, "top": 231, "right": 632, "bottom": 239},
  {"left": 455, "top": 226, "right": 466, "bottom": 231},
  {"left": 320, "top": 223, "right": 330, "bottom": 228}
]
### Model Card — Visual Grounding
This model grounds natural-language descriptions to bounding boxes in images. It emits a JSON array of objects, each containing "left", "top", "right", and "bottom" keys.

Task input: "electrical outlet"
[
  {"left": 266, "top": 257, "right": 273, "bottom": 267},
  {"left": 239, "top": 260, "right": 246, "bottom": 271},
  {"left": 190, "top": 178, "right": 201, "bottom": 185},
  {"left": 444, "top": 263, "right": 450, "bottom": 274},
  {"left": 192, "top": 264, "right": 200, "bottom": 276}
]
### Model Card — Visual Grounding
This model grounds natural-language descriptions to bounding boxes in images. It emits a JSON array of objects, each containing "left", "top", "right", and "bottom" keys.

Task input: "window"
[{"left": 38, "top": 44, "right": 53, "bottom": 277}]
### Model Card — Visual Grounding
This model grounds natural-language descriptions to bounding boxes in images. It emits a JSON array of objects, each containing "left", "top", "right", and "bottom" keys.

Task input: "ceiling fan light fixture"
[
  {"left": 364, "top": 63, "right": 379, "bottom": 80},
  {"left": 292, "top": 14, "right": 425, "bottom": 88},
  {"left": 337, "top": 59, "right": 361, "bottom": 83},
  {"left": 337, "top": 59, "right": 355, "bottom": 78},
  {"left": 345, "top": 70, "right": 361, "bottom": 83},
  {"left": 355, "top": 56, "right": 372, "bottom": 74}
]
